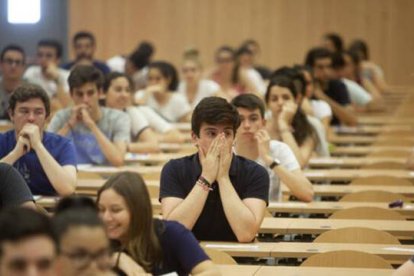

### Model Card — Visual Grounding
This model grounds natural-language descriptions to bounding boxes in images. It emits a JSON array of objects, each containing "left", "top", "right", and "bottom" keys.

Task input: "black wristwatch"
[{"left": 269, "top": 158, "right": 281, "bottom": 169}]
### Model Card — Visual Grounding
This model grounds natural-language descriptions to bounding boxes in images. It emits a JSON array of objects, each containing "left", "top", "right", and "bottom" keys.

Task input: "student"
[
  {"left": 265, "top": 76, "right": 319, "bottom": 167},
  {"left": 322, "top": 33, "right": 344, "bottom": 53},
  {"left": 240, "top": 39, "right": 272, "bottom": 80},
  {"left": 48, "top": 65, "right": 130, "bottom": 166},
  {"left": 206, "top": 46, "right": 260, "bottom": 101},
  {"left": 160, "top": 97, "right": 269, "bottom": 242},
  {"left": 331, "top": 52, "right": 384, "bottom": 112},
  {"left": 178, "top": 49, "right": 221, "bottom": 108},
  {"left": 104, "top": 72, "right": 185, "bottom": 146},
  {"left": 294, "top": 65, "right": 333, "bottom": 139},
  {"left": 304, "top": 47, "right": 357, "bottom": 126},
  {"left": 0, "top": 207, "right": 58, "bottom": 276},
  {"left": 97, "top": 172, "right": 219, "bottom": 275},
  {"left": 124, "top": 41, "right": 155, "bottom": 90},
  {"left": 0, "top": 84, "right": 77, "bottom": 196},
  {"left": 0, "top": 44, "right": 26, "bottom": 120},
  {"left": 0, "top": 163, "right": 35, "bottom": 209},
  {"left": 24, "top": 39, "right": 71, "bottom": 109},
  {"left": 349, "top": 39, "right": 390, "bottom": 93},
  {"left": 236, "top": 46, "right": 266, "bottom": 94},
  {"left": 231, "top": 94, "right": 313, "bottom": 202},
  {"left": 135, "top": 61, "right": 191, "bottom": 122},
  {"left": 62, "top": 31, "right": 110, "bottom": 75},
  {"left": 53, "top": 197, "right": 124, "bottom": 276}
]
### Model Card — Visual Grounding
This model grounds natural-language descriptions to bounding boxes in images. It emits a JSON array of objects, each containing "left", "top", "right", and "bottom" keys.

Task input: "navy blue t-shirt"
[
  {"left": 160, "top": 153, "right": 269, "bottom": 241},
  {"left": 0, "top": 130, "right": 77, "bottom": 195},
  {"left": 153, "top": 220, "right": 209, "bottom": 275},
  {"left": 324, "top": 79, "right": 351, "bottom": 125}
]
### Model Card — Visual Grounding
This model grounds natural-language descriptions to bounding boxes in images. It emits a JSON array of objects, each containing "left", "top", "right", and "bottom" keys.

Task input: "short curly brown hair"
[{"left": 8, "top": 84, "right": 50, "bottom": 117}]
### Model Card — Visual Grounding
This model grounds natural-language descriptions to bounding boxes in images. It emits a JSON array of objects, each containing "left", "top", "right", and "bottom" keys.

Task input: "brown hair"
[
  {"left": 96, "top": 172, "right": 162, "bottom": 272},
  {"left": 9, "top": 84, "right": 50, "bottom": 117},
  {"left": 191, "top": 96, "right": 240, "bottom": 137}
]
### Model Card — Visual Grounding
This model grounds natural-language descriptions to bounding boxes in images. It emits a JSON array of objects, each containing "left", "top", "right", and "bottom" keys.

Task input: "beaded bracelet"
[{"left": 197, "top": 179, "right": 213, "bottom": 191}]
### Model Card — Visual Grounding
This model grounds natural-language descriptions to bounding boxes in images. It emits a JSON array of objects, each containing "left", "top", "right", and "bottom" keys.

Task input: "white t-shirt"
[
  {"left": 178, "top": 79, "right": 220, "bottom": 108},
  {"left": 125, "top": 106, "right": 150, "bottom": 139},
  {"left": 342, "top": 78, "right": 372, "bottom": 106},
  {"left": 246, "top": 68, "right": 266, "bottom": 95},
  {"left": 307, "top": 115, "right": 330, "bottom": 157},
  {"left": 135, "top": 106, "right": 173, "bottom": 134},
  {"left": 310, "top": 99, "right": 332, "bottom": 120},
  {"left": 23, "top": 66, "right": 70, "bottom": 98},
  {"left": 106, "top": 55, "right": 126, "bottom": 73},
  {"left": 256, "top": 140, "right": 300, "bottom": 202},
  {"left": 135, "top": 91, "right": 191, "bottom": 122}
]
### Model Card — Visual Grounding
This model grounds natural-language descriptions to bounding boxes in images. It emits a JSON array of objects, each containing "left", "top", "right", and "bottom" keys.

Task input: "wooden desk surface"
[
  {"left": 309, "top": 157, "right": 407, "bottom": 168},
  {"left": 259, "top": 217, "right": 414, "bottom": 236},
  {"left": 202, "top": 241, "right": 414, "bottom": 264},
  {"left": 268, "top": 201, "right": 414, "bottom": 217},
  {"left": 254, "top": 266, "right": 393, "bottom": 276},
  {"left": 334, "top": 125, "right": 414, "bottom": 135},
  {"left": 271, "top": 242, "right": 414, "bottom": 264},
  {"left": 331, "top": 146, "right": 412, "bottom": 156},
  {"left": 303, "top": 169, "right": 414, "bottom": 181},
  {"left": 282, "top": 184, "right": 414, "bottom": 198}
]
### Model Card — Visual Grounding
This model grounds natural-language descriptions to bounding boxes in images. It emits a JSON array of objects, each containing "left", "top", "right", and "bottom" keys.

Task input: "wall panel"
[{"left": 68, "top": 0, "right": 414, "bottom": 85}]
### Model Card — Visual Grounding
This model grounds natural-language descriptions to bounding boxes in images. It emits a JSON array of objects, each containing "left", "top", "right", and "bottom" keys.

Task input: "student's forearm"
[
  {"left": 218, "top": 177, "right": 260, "bottom": 242},
  {"left": 90, "top": 125, "right": 125, "bottom": 166},
  {"left": 324, "top": 97, "right": 357, "bottom": 126},
  {"left": 164, "top": 185, "right": 209, "bottom": 229},
  {"left": 56, "top": 123, "right": 72, "bottom": 136},
  {"left": 274, "top": 167, "right": 313, "bottom": 202},
  {"left": 0, "top": 150, "right": 20, "bottom": 165},
  {"left": 35, "top": 144, "right": 76, "bottom": 196}
]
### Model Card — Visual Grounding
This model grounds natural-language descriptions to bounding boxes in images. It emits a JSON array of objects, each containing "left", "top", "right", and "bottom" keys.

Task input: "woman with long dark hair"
[
  {"left": 97, "top": 172, "right": 218, "bottom": 275},
  {"left": 265, "top": 75, "right": 317, "bottom": 167}
]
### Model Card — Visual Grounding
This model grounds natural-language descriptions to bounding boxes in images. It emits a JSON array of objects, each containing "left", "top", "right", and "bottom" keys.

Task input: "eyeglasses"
[
  {"left": 8, "top": 257, "right": 54, "bottom": 273},
  {"left": 2, "top": 58, "right": 24, "bottom": 66},
  {"left": 61, "top": 248, "right": 112, "bottom": 270}
]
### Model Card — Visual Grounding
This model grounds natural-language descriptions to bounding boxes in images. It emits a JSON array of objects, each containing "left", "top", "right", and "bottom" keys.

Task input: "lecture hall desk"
[
  {"left": 259, "top": 217, "right": 414, "bottom": 237},
  {"left": 201, "top": 241, "right": 414, "bottom": 264}
]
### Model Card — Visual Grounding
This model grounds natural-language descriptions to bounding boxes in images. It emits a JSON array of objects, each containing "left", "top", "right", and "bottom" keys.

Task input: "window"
[{"left": 8, "top": 0, "right": 41, "bottom": 24}]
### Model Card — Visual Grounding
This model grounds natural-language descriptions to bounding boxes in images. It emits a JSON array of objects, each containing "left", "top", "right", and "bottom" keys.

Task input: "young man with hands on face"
[
  {"left": 160, "top": 97, "right": 269, "bottom": 242},
  {"left": 231, "top": 94, "right": 313, "bottom": 202},
  {"left": 48, "top": 65, "right": 130, "bottom": 166},
  {"left": 24, "top": 39, "right": 71, "bottom": 109},
  {"left": 0, "top": 84, "right": 77, "bottom": 196}
]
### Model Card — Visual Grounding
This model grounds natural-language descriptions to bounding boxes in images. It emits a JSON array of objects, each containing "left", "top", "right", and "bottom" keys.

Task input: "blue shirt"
[
  {"left": 160, "top": 153, "right": 269, "bottom": 241},
  {"left": 153, "top": 220, "right": 209, "bottom": 275},
  {"left": 0, "top": 130, "right": 77, "bottom": 195},
  {"left": 62, "top": 60, "right": 110, "bottom": 75}
]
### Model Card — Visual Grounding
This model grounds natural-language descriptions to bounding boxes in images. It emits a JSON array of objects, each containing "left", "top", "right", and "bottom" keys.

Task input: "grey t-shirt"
[
  {"left": 0, "top": 163, "right": 33, "bottom": 208},
  {"left": 47, "top": 107, "right": 131, "bottom": 165}
]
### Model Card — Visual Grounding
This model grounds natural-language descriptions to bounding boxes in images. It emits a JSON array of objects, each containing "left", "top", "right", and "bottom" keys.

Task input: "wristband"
[
  {"left": 198, "top": 176, "right": 214, "bottom": 191},
  {"left": 197, "top": 179, "right": 213, "bottom": 192}
]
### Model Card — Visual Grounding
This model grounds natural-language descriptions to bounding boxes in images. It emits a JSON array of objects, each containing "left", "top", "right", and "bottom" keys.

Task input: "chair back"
[
  {"left": 203, "top": 248, "right": 237, "bottom": 265},
  {"left": 340, "top": 190, "right": 410, "bottom": 203},
  {"left": 350, "top": 176, "right": 412, "bottom": 186},
  {"left": 361, "top": 162, "right": 406, "bottom": 170},
  {"left": 329, "top": 207, "right": 406, "bottom": 221},
  {"left": 313, "top": 227, "right": 400, "bottom": 244},
  {"left": 301, "top": 250, "right": 393, "bottom": 268}
]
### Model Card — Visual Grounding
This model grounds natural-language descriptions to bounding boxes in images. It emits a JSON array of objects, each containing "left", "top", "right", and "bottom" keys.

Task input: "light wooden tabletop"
[
  {"left": 259, "top": 217, "right": 414, "bottom": 236},
  {"left": 254, "top": 266, "right": 393, "bottom": 276},
  {"left": 303, "top": 169, "right": 414, "bottom": 181},
  {"left": 308, "top": 157, "right": 407, "bottom": 168}
]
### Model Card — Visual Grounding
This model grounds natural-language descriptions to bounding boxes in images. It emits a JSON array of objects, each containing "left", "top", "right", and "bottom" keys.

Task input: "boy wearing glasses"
[
  {"left": 0, "top": 84, "right": 77, "bottom": 196},
  {"left": 0, "top": 44, "right": 27, "bottom": 119},
  {"left": 0, "top": 208, "right": 58, "bottom": 276},
  {"left": 24, "top": 39, "right": 71, "bottom": 108}
]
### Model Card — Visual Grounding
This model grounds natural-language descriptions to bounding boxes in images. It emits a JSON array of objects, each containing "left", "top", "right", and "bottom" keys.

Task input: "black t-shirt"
[
  {"left": 160, "top": 153, "right": 269, "bottom": 241},
  {"left": 0, "top": 163, "right": 33, "bottom": 208},
  {"left": 324, "top": 79, "right": 351, "bottom": 125}
]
